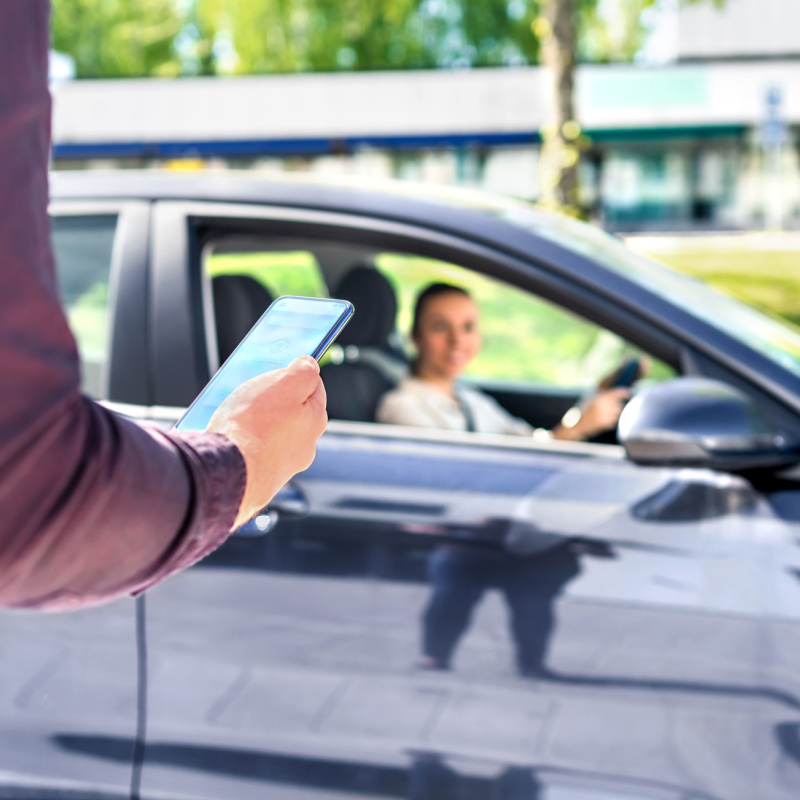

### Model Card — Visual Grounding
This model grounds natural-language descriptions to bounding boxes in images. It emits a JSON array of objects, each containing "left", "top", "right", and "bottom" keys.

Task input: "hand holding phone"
[
  {"left": 207, "top": 356, "right": 328, "bottom": 528},
  {"left": 176, "top": 295, "right": 353, "bottom": 432},
  {"left": 175, "top": 295, "right": 353, "bottom": 527}
]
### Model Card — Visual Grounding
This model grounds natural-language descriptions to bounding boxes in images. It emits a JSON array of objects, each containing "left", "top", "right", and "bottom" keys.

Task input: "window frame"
[{"left": 150, "top": 200, "right": 683, "bottom": 409}]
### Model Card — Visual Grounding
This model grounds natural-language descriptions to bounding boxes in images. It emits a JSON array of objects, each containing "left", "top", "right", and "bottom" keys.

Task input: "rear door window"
[
  {"left": 206, "top": 249, "right": 327, "bottom": 299},
  {"left": 204, "top": 246, "right": 329, "bottom": 365},
  {"left": 51, "top": 213, "right": 118, "bottom": 398}
]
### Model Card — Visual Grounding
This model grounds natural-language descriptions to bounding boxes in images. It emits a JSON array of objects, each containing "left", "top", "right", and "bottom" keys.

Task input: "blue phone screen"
[{"left": 176, "top": 296, "right": 352, "bottom": 432}]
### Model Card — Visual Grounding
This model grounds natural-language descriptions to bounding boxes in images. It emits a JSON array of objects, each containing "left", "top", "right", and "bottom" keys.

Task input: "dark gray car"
[{"left": 3, "top": 171, "right": 800, "bottom": 800}]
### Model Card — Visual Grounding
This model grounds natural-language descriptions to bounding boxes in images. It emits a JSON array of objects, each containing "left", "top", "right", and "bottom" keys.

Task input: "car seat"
[
  {"left": 212, "top": 274, "right": 273, "bottom": 363},
  {"left": 321, "top": 266, "right": 408, "bottom": 422}
]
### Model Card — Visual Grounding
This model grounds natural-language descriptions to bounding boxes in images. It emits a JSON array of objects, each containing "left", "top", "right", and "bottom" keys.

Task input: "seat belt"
[{"left": 454, "top": 388, "right": 477, "bottom": 433}]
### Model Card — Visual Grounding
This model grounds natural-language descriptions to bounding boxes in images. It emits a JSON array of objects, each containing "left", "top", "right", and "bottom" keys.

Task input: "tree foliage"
[
  {"left": 189, "top": 0, "right": 542, "bottom": 75},
  {"left": 51, "top": 0, "right": 728, "bottom": 81},
  {"left": 579, "top": 0, "right": 657, "bottom": 63},
  {"left": 52, "top": 0, "right": 689, "bottom": 78},
  {"left": 225, "top": 0, "right": 433, "bottom": 73},
  {"left": 51, "top": 0, "right": 183, "bottom": 78}
]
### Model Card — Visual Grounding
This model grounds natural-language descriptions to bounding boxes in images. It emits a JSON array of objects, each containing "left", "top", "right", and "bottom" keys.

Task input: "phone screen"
[{"left": 175, "top": 295, "right": 353, "bottom": 432}]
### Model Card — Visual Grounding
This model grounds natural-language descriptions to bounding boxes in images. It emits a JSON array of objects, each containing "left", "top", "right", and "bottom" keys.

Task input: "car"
[{"left": 3, "top": 169, "right": 800, "bottom": 800}]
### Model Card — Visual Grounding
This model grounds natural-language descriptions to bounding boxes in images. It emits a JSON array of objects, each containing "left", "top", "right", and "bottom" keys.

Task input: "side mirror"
[{"left": 618, "top": 377, "right": 798, "bottom": 471}]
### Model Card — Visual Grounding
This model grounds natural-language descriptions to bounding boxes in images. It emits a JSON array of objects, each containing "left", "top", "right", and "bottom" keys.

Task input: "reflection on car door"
[{"left": 136, "top": 421, "right": 800, "bottom": 800}]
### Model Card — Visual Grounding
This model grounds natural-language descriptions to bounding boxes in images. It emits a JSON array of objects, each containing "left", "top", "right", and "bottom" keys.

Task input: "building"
[
  {"left": 677, "top": 0, "right": 800, "bottom": 62},
  {"left": 50, "top": 0, "right": 800, "bottom": 232}
]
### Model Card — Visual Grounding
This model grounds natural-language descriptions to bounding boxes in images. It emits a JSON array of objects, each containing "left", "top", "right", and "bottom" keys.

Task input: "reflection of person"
[
  {"left": 409, "top": 753, "right": 542, "bottom": 799},
  {"left": 377, "top": 283, "right": 629, "bottom": 674},
  {"left": 0, "top": 4, "right": 327, "bottom": 610},
  {"left": 376, "top": 282, "right": 633, "bottom": 439},
  {"left": 420, "top": 538, "right": 581, "bottom": 677}
]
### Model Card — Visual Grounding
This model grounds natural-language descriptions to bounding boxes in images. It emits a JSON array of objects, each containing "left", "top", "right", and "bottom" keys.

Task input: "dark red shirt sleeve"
[{"left": 0, "top": 2, "right": 246, "bottom": 610}]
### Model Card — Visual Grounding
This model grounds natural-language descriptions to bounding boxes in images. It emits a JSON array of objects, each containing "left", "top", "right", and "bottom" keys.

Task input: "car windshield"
[{"left": 482, "top": 199, "right": 800, "bottom": 380}]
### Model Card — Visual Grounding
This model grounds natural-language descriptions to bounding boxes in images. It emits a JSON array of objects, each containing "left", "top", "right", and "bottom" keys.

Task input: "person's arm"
[
  {"left": 552, "top": 388, "right": 630, "bottom": 441},
  {"left": 0, "top": 3, "right": 325, "bottom": 610}
]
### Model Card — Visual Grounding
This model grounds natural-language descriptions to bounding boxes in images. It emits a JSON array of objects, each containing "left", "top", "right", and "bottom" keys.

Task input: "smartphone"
[
  {"left": 175, "top": 295, "right": 354, "bottom": 432},
  {"left": 609, "top": 356, "right": 641, "bottom": 389}
]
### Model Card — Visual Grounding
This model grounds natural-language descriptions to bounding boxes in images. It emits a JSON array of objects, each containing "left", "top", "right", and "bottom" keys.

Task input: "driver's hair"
[{"left": 411, "top": 282, "right": 471, "bottom": 338}]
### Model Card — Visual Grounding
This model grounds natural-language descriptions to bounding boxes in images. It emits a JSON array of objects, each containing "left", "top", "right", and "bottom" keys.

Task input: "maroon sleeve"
[{"left": 0, "top": 2, "right": 246, "bottom": 610}]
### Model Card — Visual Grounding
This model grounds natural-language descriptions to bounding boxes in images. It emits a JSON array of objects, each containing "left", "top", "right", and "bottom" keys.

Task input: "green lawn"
[{"left": 625, "top": 236, "right": 800, "bottom": 328}]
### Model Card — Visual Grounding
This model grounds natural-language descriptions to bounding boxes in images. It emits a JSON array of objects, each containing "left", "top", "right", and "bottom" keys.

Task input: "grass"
[{"left": 625, "top": 236, "right": 800, "bottom": 329}]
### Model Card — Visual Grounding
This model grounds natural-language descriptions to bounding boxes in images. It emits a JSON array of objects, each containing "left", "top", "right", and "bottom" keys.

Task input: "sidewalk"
[{"left": 623, "top": 230, "right": 800, "bottom": 254}]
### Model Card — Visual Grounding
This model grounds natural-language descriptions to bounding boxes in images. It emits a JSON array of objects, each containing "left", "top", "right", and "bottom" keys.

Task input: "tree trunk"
[{"left": 538, "top": 0, "right": 582, "bottom": 215}]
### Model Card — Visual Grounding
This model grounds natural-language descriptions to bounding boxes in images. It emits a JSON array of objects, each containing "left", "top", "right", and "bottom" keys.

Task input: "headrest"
[
  {"left": 212, "top": 274, "right": 273, "bottom": 362},
  {"left": 334, "top": 266, "right": 397, "bottom": 348}
]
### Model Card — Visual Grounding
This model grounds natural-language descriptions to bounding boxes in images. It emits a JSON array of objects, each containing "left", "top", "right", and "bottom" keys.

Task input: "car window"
[
  {"left": 375, "top": 252, "right": 675, "bottom": 389},
  {"left": 206, "top": 248, "right": 327, "bottom": 299},
  {"left": 203, "top": 246, "right": 329, "bottom": 365},
  {"left": 51, "top": 213, "right": 118, "bottom": 398},
  {"left": 496, "top": 201, "right": 800, "bottom": 380}
]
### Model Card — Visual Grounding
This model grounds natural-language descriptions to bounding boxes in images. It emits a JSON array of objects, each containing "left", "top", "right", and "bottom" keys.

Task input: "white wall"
[
  {"left": 678, "top": 0, "right": 800, "bottom": 60},
  {"left": 51, "top": 61, "right": 800, "bottom": 149}
]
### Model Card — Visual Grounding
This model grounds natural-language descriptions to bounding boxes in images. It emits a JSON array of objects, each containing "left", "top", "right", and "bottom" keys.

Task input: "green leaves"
[
  {"left": 51, "top": 0, "right": 544, "bottom": 77},
  {"left": 51, "top": 0, "right": 727, "bottom": 79},
  {"left": 52, "top": 0, "right": 184, "bottom": 78},
  {"left": 193, "top": 0, "right": 537, "bottom": 74}
]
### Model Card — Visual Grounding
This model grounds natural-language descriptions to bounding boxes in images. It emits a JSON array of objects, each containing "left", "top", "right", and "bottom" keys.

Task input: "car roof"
[
  {"left": 50, "top": 169, "right": 528, "bottom": 210},
  {"left": 50, "top": 170, "right": 574, "bottom": 265}
]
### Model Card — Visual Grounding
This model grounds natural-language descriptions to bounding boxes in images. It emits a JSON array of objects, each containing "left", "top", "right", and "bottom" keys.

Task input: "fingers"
[
  {"left": 291, "top": 355, "right": 320, "bottom": 372},
  {"left": 306, "top": 378, "right": 328, "bottom": 438},
  {"left": 606, "top": 387, "right": 632, "bottom": 402},
  {"left": 307, "top": 374, "right": 327, "bottom": 410},
  {"left": 283, "top": 356, "right": 321, "bottom": 398}
]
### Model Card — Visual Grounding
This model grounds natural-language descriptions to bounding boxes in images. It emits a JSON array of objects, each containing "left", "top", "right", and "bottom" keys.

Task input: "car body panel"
[
  {"left": 0, "top": 601, "right": 139, "bottom": 799},
  {"left": 136, "top": 424, "right": 800, "bottom": 799}
]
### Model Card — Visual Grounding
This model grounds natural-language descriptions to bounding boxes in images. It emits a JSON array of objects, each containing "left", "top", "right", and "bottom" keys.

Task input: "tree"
[
  {"left": 536, "top": 0, "right": 581, "bottom": 213},
  {"left": 51, "top": 0, "right": 184, "bottom": 78},
  {"left": 426, "top": 0, "right": 540, "bottom": 68},
  {"left": 537, "top": 0, "right": 728, "bottom": 216},
  {"left": 192, "top": 0, "right": 539, "bottom": 74},
  {"left": 51, "top": 0, "right": 669, "bottom": 81}
]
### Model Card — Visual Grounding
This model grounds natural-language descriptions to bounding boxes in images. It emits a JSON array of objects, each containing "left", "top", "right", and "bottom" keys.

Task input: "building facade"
[{"left": 51, "top": 56, "right": 800, "bottom": 232}]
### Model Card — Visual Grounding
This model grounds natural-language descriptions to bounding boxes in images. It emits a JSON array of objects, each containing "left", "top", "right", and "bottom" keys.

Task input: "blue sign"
[{"left": 762, "top": 85, "right": 788, "bottom": 147}]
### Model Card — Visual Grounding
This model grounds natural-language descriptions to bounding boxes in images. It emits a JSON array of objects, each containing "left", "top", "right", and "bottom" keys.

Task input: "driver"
[{"left": 376, "top": 282, "right": 634, "bottom": 440}]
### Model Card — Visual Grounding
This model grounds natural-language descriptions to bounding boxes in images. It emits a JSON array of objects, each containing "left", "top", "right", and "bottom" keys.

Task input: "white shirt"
[{"left": 376, "top": 377, "right": 534, "bottom": 436}]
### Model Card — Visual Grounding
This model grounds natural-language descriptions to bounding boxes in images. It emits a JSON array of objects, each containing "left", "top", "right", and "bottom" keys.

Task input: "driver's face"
[{"left": 413, "top": 293, "right": 481, "bottom": 381}]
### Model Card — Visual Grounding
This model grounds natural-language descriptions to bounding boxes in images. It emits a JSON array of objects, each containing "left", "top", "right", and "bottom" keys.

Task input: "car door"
[
  {"left": 0, "top": 201, "right": 151, "bottom": 798},
  {"left": 136, "top": 200, "right": 800, "bottom": 800}
]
